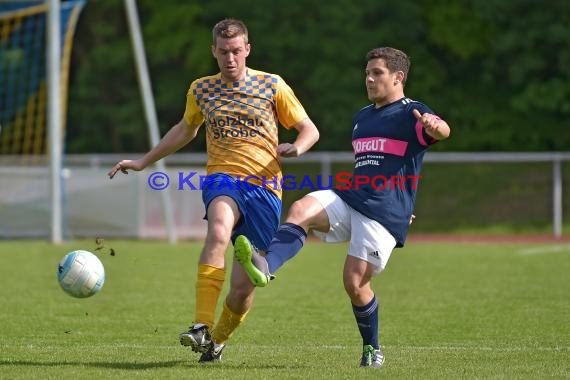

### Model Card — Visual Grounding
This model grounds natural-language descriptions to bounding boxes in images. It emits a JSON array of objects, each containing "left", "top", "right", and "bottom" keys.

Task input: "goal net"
[{"left": 0, "top": 0, "right": 85, "bottom": 237}]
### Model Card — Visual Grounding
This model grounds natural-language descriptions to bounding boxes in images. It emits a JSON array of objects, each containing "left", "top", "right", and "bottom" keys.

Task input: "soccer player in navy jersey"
[{"left": 235, "top": 47, "right": 450, "bottom": 368}]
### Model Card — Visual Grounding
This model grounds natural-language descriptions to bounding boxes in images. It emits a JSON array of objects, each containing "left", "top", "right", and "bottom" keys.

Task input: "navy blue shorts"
[{"left": 201, "top": 173, "right": 282, "bottom": 251}]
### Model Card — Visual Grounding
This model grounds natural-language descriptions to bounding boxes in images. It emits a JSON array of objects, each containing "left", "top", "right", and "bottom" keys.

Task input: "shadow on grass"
[
  {"left": 0, "top": 360, "right": 298, "bottom": 370},
  {"left": 0, "top": 360, "right": 185, "bottom": 370}
]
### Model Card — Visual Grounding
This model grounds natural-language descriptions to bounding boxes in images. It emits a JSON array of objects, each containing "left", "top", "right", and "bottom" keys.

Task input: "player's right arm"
[{"left": 108, "top": 119, "right": 200, "bottom": 179}]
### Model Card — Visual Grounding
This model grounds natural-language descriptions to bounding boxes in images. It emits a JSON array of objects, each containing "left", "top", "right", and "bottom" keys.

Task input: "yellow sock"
[
  {"left": 210, "top": 300, "right": 249, "bottom": 345},
  {"left": 194, "top": 264, "right": 225, "bottom": 329}
]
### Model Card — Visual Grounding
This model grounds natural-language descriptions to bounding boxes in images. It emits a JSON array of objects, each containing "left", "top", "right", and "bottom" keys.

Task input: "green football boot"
[
  {"left": 234, "top": 235, "right": 274, "bottom": 287},
  {"left": 360, "top": 345, "right": 384, "bottom": 368}
]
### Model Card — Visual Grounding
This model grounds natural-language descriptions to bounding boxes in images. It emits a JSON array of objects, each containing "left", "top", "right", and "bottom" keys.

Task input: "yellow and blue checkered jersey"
[{"left": 183, "top": 68, "right": 308, "bottom": 199}]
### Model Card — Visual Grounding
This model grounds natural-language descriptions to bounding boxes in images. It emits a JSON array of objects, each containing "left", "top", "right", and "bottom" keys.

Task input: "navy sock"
[
  {"left": 352, "top": 296, "right": 379, "bottom": 349},
  {"left": 265, "top": 223, "right": 307, "bottom": 273}
]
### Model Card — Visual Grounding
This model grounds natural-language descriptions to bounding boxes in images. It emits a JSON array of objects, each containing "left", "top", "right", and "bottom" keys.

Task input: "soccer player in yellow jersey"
[{"left": 108, "top": 19, "right": 319, "bottom": 362}]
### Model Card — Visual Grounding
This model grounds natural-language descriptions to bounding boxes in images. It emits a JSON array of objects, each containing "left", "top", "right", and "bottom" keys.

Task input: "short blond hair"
[{"left": 212, "top": 19, "right": 248, "bottom": 46}]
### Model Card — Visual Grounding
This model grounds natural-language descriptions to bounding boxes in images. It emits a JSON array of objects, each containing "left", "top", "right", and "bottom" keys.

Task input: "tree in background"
[{"left": 66, "top": 0, "right": 570, "bottom": 153}]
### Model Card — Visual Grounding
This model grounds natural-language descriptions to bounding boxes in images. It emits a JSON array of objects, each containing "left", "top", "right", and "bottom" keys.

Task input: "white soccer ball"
[{"left": 57, "top": 250, "right": 105, "bottom": 298}]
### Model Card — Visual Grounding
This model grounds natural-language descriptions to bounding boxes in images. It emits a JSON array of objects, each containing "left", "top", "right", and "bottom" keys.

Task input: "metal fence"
[
  {"left": 1, "top": 152, "right": 568, "bottom": 239},
  {"left": 69, "top": 151, "right": 569, "bottom": 238}
]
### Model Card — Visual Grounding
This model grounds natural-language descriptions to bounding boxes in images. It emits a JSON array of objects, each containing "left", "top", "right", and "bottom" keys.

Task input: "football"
[{"left": 57, "top": 250, "right": 105, "bottom": 298}]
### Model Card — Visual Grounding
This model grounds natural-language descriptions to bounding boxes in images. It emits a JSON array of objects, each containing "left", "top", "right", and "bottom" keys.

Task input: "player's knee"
[
  {"left": 343, "top": 277, "right": 359, "bottom": 299},
  {"left": 204, "top": 224, "right": 231, "bottom": 249},
  {"left": 287, "top": 199, "right": 308, "bottom": 220},
  {"left": 343, "top": 275, "right": 371, "bottom": 301},
  {"left": 286, "top": 197, "right": 320, "bottom": 226}
]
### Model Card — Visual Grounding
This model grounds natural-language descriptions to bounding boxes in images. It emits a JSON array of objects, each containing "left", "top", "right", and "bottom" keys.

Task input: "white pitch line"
[
  {"left": 517, "top": 245, "right": 570, "bottom": 255},
  {"left": 399, "top": 345, "right": 570, "bottom": 352}
]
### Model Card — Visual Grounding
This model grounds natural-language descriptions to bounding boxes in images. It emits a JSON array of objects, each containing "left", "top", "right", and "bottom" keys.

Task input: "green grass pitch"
[{"left": 0, "top": 240, "right": 569, "bottom": 379}]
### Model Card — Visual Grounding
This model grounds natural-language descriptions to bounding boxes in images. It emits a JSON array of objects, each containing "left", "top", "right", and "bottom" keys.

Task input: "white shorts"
[{"left": 308, "top": 190, "right": 397, "bottom": 275}]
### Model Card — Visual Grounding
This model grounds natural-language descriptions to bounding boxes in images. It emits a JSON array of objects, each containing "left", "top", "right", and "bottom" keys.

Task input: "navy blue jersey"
[{"left": 333, "top": 97, "right": 438, "bottom": 247}]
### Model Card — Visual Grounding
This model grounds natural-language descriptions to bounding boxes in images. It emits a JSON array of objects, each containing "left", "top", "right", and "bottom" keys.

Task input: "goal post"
[
  {"left": 47, "top": 0, "right": 64, "bottom": 243},
  {"left": 124, "top": 0, "right": 177, "bottom": 244}
]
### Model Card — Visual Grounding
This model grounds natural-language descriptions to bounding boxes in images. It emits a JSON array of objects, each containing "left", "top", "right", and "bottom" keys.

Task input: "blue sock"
[
  {"left": 265, "top": 223, "right": 307, "bottom": 273},
  {"left": 352, "top": 296, "right": 379, "bottom": 349}
]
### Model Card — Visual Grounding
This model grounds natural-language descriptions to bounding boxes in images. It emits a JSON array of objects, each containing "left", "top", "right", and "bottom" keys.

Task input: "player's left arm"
[
  {"left": 273, "top": 75, "right": 320, "bottom": 157},
  {"left": 413, "top": 109, "right": 451, "bottom": 141},
  {"left": 277, "top": 118, "right": 320, "bottom": 157}
]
